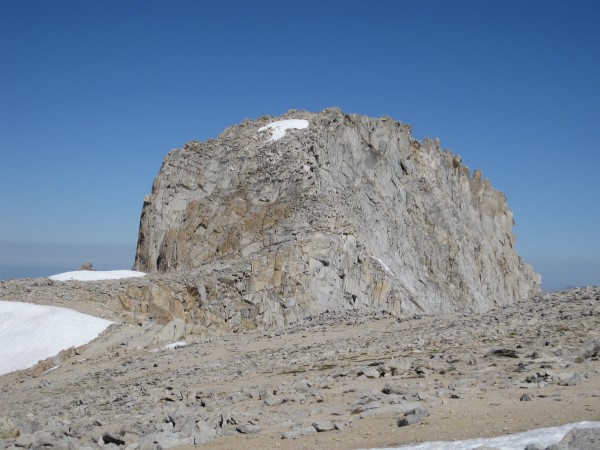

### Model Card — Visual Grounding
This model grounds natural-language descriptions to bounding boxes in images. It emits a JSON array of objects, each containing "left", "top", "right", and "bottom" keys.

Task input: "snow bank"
[
  {"left": 367, "top": 421, "right": 600, "bottom": 450},
  {"left": 0, "top": 301, "right": 114, "bottom": 375},
  {"left": 49, "top": 270, "right": 146, "bottom": 281},
  {"left": 258, "top": 119, "right": 309, "bottom": 141}
]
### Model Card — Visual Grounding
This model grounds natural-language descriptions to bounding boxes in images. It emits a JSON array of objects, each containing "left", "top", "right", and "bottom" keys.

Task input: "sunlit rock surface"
[{"left": 134, "top": 108, "right": 540, "bottom": 329}]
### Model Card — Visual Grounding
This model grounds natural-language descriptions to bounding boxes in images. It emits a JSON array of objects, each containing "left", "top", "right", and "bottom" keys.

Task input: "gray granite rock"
[
  {"left": 312, "top": 420, "right": 336, "bottom": 432},
  {"left": 235, "top": 424, "right": 261, "bottom": 435},
  {"left": 556, "top": 427, "right": 600, "bottom": 449},
  {"left": 397, "top": 407, "right": 430, "bottom": 427},
  {"left": 133, "top": 108, "right": 540, "bottom": 330}
]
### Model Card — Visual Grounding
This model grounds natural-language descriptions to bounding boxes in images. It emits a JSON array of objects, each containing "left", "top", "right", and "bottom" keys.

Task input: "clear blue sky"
[{"left": 1, "top": 0, "right": 599, "bottom": 289}]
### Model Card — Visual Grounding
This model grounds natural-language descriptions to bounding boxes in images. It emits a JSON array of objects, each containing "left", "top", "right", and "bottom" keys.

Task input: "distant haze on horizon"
[
  {"left": 0, "top": 241, "right": 136, "bottom": 281},
  {"left": 1, "top": 1, "right": 598, "bottom": 290}
]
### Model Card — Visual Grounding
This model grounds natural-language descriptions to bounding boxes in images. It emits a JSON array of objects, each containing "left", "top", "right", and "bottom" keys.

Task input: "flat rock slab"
[
  {"left": 313, "top": 420, "right": 336, "bottom": 432},
  {"left": 236, "top": 423, "right": 261, "bottom": 434}
]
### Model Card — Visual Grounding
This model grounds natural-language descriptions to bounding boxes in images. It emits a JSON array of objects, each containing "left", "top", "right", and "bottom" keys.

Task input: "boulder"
[
  {"left": 397, "top": 407, "right": 430, "bottom": 426},
  {"left": 557, "top": 427, "right": 600, "bottom": 449}
]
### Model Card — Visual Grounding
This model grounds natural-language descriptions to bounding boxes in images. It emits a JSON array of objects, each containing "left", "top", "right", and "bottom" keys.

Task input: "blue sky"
[{"left": 1, "top": 0, "right": 598, "bottom": 289}]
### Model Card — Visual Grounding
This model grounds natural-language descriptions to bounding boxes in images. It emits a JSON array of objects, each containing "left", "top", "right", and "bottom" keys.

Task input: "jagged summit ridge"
[{"left": 134, "top": 108, "right": 540, "bottom": 328}]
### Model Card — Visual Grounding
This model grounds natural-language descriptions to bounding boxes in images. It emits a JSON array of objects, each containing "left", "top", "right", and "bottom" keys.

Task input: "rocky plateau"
[{"left": 0, "top": 282, "right": 599, "bottom": 449}]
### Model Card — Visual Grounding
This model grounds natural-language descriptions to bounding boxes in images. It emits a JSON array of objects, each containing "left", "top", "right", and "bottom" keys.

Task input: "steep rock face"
[{"left": 134, "top": 108, "right": 540, "bottom": 328}]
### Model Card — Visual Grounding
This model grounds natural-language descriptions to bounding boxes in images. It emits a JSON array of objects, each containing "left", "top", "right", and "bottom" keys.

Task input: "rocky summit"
[{"left": 134, "top": 108, "right": 540, "bottom": 331}]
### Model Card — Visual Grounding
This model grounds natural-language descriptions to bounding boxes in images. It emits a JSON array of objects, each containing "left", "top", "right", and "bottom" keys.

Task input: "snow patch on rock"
[
  {"left": 151, "top": 341, "right": 188, "bottom": 352},
  {"left": 258, "top": 119, "right": 309, "bottom": 141}
]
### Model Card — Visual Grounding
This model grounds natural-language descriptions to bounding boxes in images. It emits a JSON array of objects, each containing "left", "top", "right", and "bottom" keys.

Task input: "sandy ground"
[
  {"left": 172, "top": 308, "right": 600, "bottom": 449},
  {"left": 186, "top": 379, "right": 600, "bottom": 449},
  {"left": 1, "top": 287, "right": 599, "bottom": 449}
]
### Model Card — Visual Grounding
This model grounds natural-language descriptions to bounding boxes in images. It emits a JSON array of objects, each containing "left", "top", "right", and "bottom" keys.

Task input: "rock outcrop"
[{"left": 134, "top": 108, "right": 540, "bottom": 329}]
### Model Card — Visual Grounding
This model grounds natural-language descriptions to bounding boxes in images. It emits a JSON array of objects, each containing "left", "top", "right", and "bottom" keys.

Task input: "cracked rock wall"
[{"left": 134, "top": 108, "right": 540, "bottom": 328}]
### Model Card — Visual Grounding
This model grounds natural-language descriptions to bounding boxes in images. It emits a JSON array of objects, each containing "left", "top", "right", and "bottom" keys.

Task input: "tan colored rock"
[{"left": 0, "top": 416, "right": 19, "bottom": 439}]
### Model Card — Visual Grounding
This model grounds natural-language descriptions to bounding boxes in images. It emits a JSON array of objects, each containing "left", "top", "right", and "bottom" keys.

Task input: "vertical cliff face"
[{"left": 134, "top": 108, "right": 540, "bottom": 327}]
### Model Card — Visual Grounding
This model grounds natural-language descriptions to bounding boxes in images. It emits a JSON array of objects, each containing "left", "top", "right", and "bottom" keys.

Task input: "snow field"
[
  {"left": 0, "top": 301, "right": 114, "bottom": 375},
  {"left": 48, "top": 270, "right": 146, "bottom": 281}
]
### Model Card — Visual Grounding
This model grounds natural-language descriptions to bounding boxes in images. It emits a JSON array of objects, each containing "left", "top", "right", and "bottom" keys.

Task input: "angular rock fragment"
[
  {"left": 486, "top": 349, "right": 520, "bottom": 358},
  {"left": 397, "top": 407, "right": 430, "bottom": 427},
  {"left": 363, "top": 367, "right": 380, "bottom": 378},
  {"left": 558, "top": 373, "right": 585, "bottom": 386},
  {"left": 101, "top": 432, "right": 126, "bottom": 445},
  {"left": 575, "top": 340, "right": 600, "bottom": 363},
  {"left": 312, "top": 420, "right": 336, "bottom": 432}
]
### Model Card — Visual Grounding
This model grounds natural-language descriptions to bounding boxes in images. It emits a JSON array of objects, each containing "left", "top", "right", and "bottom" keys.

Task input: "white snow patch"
[
  {"left": 370, "top": 256, "right": 395, "bottom": 277},
  {"left": 0, "top": 301, "right": 114, "bottom": 375},
  {"left": 258, "top": 119, "right": 309, "bottom": 141},
  {"left": 49, "top": 270, "right": 146, "bottom": 281},
  {"left": 163, "top": 341, "right": 187, "bottom": 350},
  {"left": 366, "top": 421, "right": 600, "bottom": 450},
  {"left": 150, "top": 341, "right": 187, "bottom": 353},
  {"left": 44, "top": 365, "right": 61, "bottom": 374}
]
